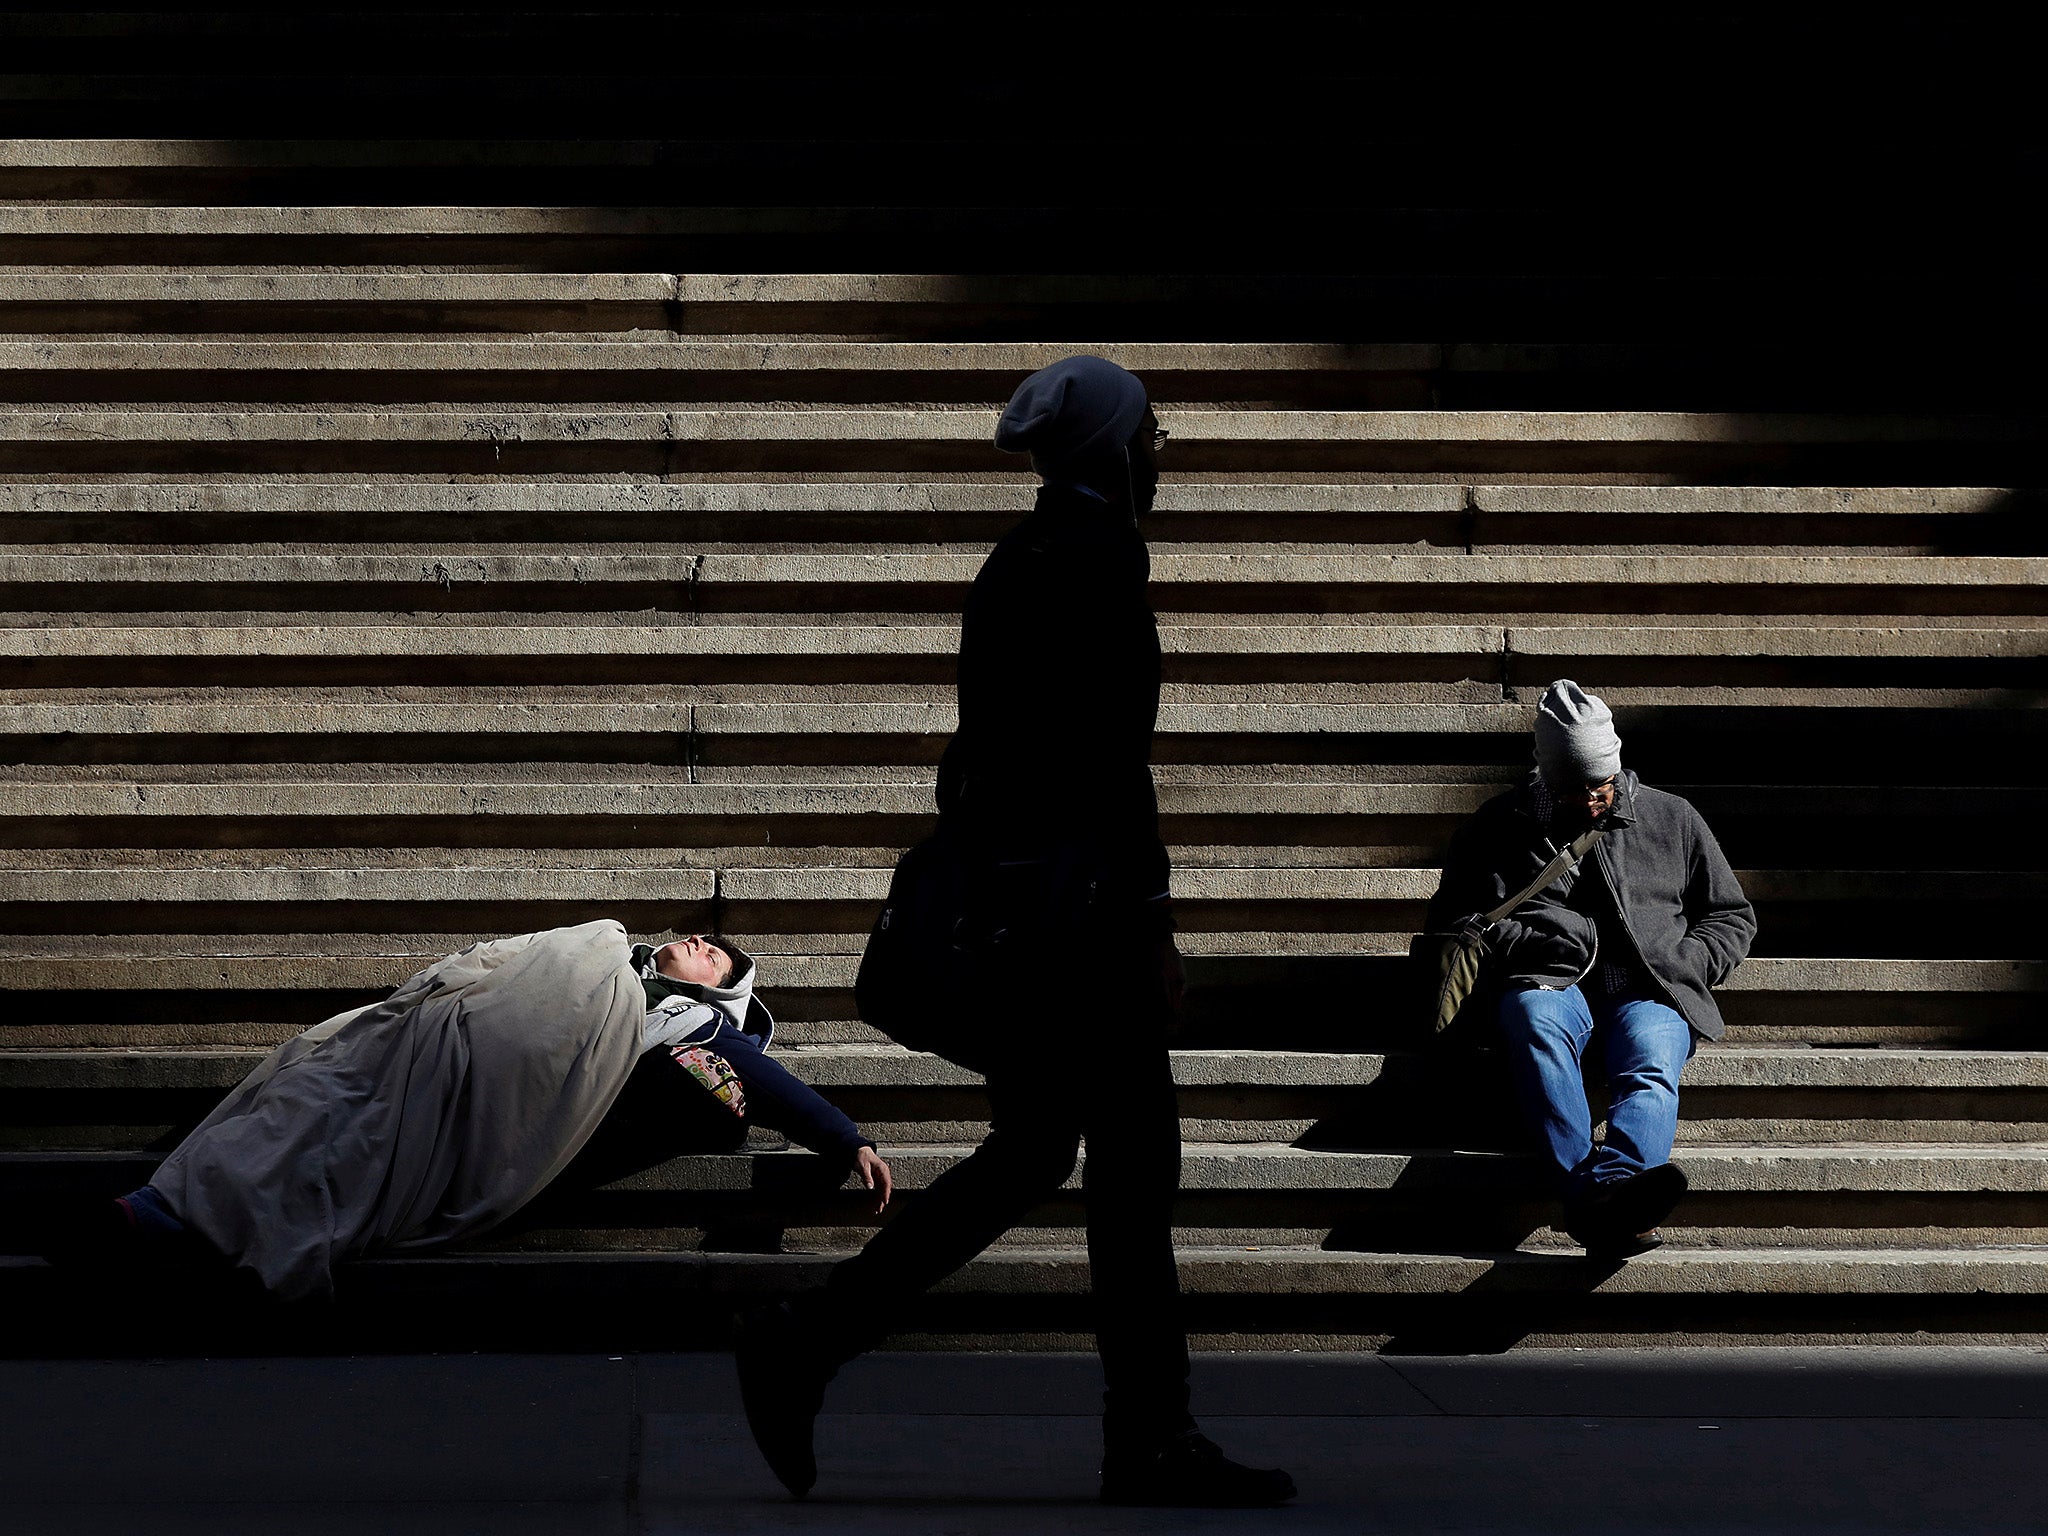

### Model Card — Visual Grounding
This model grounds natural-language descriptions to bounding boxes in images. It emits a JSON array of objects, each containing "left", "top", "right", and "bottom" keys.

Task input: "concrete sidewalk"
[{"left": 4, "top": 1347, "right": 2045, "bottom": 1534}]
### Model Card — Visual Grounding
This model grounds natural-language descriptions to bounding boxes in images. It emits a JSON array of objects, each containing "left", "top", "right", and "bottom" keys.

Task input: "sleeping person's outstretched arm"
[{"left": 703, "top": 1023, "right": 892, "bottom": 1209}]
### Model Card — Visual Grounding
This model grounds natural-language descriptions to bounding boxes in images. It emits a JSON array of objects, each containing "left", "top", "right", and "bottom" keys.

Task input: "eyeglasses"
[{"left": 1578, "top": 775, "right": 1619, "bottom": 798}]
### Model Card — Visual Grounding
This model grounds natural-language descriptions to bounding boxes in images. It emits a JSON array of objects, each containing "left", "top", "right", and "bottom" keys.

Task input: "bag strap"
[{"left": 1482, "top": 826, "right": 1605, "bottom": 925}]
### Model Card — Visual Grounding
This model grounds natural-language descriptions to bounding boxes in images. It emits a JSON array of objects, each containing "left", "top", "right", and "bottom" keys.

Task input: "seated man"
[
  {"left": 1424, "top": 680, "right": 1757, "bottom": 1254},
  {"left": 51, "top": 922, "right": 888, "bottom": 1296}
]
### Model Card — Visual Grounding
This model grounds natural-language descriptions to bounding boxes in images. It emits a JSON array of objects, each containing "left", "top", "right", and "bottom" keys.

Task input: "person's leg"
[
  {"left": 1496, "top": 985, "right": 1598, "bottom": 1199},
  {"left": 1589, "top": 992, "right": 1695, "bottom": 1184},
  {"left": 1074, "top": 972, "right": 1192, "bottom": 1451},
  {"left": 739, "top": 1064, "right": 1077, "bottom": 1497},
  {"left": 1080, "top": 951, "right": 1294, "bottom": 1508},
  {"left": 796, "top": 1064, "right": 1078, "bottom": 1359}
]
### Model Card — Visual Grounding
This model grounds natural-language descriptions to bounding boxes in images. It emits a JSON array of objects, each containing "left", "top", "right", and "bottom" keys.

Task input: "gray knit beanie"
[
  {"left": 1532, "top": 679, "right": 1622, "bottom": 789},
  {"left": 993, "top": 355, "right": 1149, "bottom": 482}
]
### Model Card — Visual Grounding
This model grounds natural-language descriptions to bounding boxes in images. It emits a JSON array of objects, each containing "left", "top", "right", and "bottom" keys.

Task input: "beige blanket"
[{"left": 151, "top": 919, "right": 644, "bottom": 1299}]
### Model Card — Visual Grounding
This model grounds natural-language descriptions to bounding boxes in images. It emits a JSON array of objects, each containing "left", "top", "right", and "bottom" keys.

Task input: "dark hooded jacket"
[
  {"left": 934, "top": 481, "right": 1171, "bottom": 935},
  {"left": 627, "top": 940, "right": 869, "bottom": 1157},
  {"left": 1424, "top": 771, "right": 1757, "bottom": 1039}
]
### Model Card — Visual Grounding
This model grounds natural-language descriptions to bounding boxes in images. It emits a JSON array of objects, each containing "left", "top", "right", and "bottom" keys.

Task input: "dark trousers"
[
  {"left": 798, "top": 950, "right": 1193, "bottom": 1447},
  {"left": 546, "top": 1050, "right": 748, "bottom": 1191}
]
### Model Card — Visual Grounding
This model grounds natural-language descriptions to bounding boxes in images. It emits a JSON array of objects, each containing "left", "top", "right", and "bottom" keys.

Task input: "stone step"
[
  {"left": 0, "top": 408, "right": 2036, "bottom": 478},
  {"left": 0, "top": 859, "right": 2030, "bottom": 909},
  {"left": 2, "top": 338, "right": 2019, "bottom": 413},
  {"left": 9, "top": 1046, "right": 2047, "bottom": 1151},
  {"left": 0, "top": 199, "right": 2023, "bottom": 282},
  {"left": 0, "top": 949, "right": 2034, "bottom": 1052},
  {"left": 0, "top": 482, "right": 2025, "bottom": 551},
  {"left": 10, "top": 621, "right": 2039, "bottom": 697},
  {"left": 8, "top": 1245, "right": 2048, "bottom": 1351},
  {"left": 21, "top": 1043, "right": 2048, "bottom": 1094},
  {"left": 5, "top": 776, "right": 2034, "bottom": 823},
  {"left": 4, "top": 699, "right": 2037, "bottom": 789},
  {"left": 0, "top": 202, "right": 1936, "bottom": 258},
  {"left": 14, "top": 1143, "right": 2048, "bottom": 1252},
  {"left": 17, "top": 269, "right": 2019, "bottom": 361},
  {"left": 4, "top": 550, "right": 2042, "bottom": 619},
  {"left": 0, "top": 267, "right": 2018, "bottom": 326},
  {"left": 13, "top": 622, "right": 2041, "bottom": 659},
  {"left": 0, "top": 339, "right": 1448, "bottom": 410},
  {"left": 0, "top": 947, "right": 2021, "bottom": 996}
]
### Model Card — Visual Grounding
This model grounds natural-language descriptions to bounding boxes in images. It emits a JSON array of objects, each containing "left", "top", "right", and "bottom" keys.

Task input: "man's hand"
[
  {"left": 854, "top": 1146, "right": 893, "bottom": 1213},
  {"left": 1158, "top": 936, "right": 1187, "bottom": 1031}
]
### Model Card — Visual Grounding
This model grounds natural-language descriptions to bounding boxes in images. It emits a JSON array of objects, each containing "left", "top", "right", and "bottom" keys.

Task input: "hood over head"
[{"left": 631, "top": 936, "right": 775, "bottom": 1046}]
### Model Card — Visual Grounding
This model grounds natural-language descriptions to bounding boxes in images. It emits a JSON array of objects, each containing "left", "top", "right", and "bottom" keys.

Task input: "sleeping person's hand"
[{"left": 854, "top": 1146, "right": 893, "bottom": 1213}]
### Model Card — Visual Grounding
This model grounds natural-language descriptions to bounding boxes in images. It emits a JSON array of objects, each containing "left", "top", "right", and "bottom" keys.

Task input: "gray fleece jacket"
[{"left": 1424, "top": 771, "right": 1758, "bottom": 1039}]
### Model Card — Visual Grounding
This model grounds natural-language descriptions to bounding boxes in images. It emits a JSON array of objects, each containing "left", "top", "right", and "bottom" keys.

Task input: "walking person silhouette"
[{"left": 733, "top": 357, "right": 1295, "bottom": 1507}]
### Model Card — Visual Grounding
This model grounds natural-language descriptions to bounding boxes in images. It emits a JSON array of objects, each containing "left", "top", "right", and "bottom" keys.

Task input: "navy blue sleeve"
[{"left": 705, "top": 1024, "right": 872, "bottom": 1159}]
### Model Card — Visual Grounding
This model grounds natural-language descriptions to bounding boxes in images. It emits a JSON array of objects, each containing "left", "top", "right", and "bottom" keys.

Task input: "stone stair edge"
[
  {"left": 7, "top": 698, "right": 2041, "bottom": 733},
  {"left": 0, "top": 863, "right": 2037, "bottom": 905},
  {"left": 8, "top": 780, "right": 2037, "bottom": 819},
  {"left": 5, "top": 550, "right": 2044, "bottom": 581},
  {"left": 7, "top": 1043, "right": 2048, "bottom": 1092},
  {"left": 3, "top": 407, "right": 2040, "bottom": 443},
  {"left": 0, "top": 952, "right": 2036, "bottom": 996},
  {"left": 0, "top": 483, "right": 2013, "bottom": 514},
  {"left": 9, "top": 624, "right": 2044, "bottom": 666},
  {"left": 13, "top": 1143, "right": 2048, "bottom": 1195},
  {"left": 13, "top": 1244, "right": 2048, "bottom": 1295}
]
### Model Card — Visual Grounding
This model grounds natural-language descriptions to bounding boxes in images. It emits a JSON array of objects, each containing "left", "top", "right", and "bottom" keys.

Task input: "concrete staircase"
[{"left": 2, "top": 12, "right": 2044, "bottom": 1349}]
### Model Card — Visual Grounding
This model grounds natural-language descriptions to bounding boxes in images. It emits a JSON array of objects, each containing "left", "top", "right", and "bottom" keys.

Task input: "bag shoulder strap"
[{"left": 1482, "top": 826, "right": 1605, "bottom": 925}]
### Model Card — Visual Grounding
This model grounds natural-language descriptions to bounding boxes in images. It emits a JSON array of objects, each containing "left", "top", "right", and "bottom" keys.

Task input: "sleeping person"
[{"left": 45, "top": 921, "right": 889, "bottom": 1297}]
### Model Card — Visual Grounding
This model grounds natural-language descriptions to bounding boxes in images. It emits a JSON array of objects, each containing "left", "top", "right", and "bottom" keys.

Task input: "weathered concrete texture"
[
  {"left": 22, "top": 1140, "right": 2048, "bottom": 1198},
  {"left": 10, "top": 1044, "right": 2048, "bottom": 1095},
  {"left": 1, "top": 622, "right": 1507, "bottom": 659},
  {"left": 7, "top": 546, "right": 2043, "bottom": 589},
  {"left": 12, "top": 1244, "right": 2048, "bottom": 1314},
  {"left": 8, "top": 696, "right": 2041, "bottom": 740},
  {"left": 416, "top": 1245, "right": 2048, "bottom": 1299},
  {"left": 18, "top": 859, "right": 2015, "bottom": 908},
  {"left": 0, "top": 949, "right": 2035, "bottom": 996},
  {"left": 0, "top": 139, "right": 678, "bottom": 168},
  {"left": 15, "top": 622, "right": 2044, "bottom": 664},
  {"left": 0, "top": 864, "right": 717, "bottom": 902},
  {"left": 0, "top": 777, "right": 2039, "bottom": 823},
  {"left": 1508, "top": 625, "right": 2048, "bottom": 657},
  {"left": 1474, "top": 485, "right": 2018, "bottom": 516},
  {"left": 0, "top": 480, "right": 1999, "bottom": 517},
  {"left": 583, "top": 1142, "right": 2048, "bottom": 1197},
  {"left": 0, "top": 408, "right": 2040, "bottom": 448},
  {"left": 0, "top": 206, "right": 1046, "bottom": 237},
  {"left": 0, "top": 338, "right": 1443, "bottom": 373}
]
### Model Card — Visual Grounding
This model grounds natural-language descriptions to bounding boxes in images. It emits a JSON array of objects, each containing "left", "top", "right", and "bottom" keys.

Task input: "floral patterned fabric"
[{"left": 670, "top": 1045, "right": 747, "bottom": 1118}]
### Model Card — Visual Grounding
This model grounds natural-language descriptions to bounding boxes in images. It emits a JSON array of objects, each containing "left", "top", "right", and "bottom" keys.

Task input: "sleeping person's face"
[{"left": 654, "top": 934, "right": 733, "bottom": 987}]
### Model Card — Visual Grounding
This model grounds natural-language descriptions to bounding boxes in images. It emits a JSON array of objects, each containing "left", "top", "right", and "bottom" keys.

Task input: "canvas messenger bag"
[{"left": 1412, "top": 825, "right": 1606, "bottom": 1038}]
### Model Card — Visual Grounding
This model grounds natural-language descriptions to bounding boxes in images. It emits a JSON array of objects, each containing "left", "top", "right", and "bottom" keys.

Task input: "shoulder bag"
[{"left": 1411, "top": 825, "right": 1606, "bottom": 1038}]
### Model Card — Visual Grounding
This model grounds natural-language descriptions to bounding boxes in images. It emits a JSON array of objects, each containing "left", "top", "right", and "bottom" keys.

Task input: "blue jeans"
[{"left": 1497, "top": 985, "right": 1696, "bottom": 1201}]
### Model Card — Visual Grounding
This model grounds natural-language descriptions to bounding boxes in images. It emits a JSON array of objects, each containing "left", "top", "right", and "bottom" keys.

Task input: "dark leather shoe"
[
  {"left": 1101, "top": 1430, "right": 1297, "bottom": 1507},
  {"left": 1563, "top": 1163, "right": 1688, "bottom": 1255},
  {"left": 733, "top": 1302, "right": 831, "bottom": 1498}
]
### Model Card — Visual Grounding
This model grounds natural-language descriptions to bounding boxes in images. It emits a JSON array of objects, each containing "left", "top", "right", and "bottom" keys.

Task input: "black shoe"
[
  {"left": 1563, "top": 1163, "right": 1689, "bottom": 1256},
  {"left": 1101, "top": 1430, "right": 1297, "bottom": 1507},
  {"left": 733, "top": 1302, "right": 831, "bottom": 1499}
]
